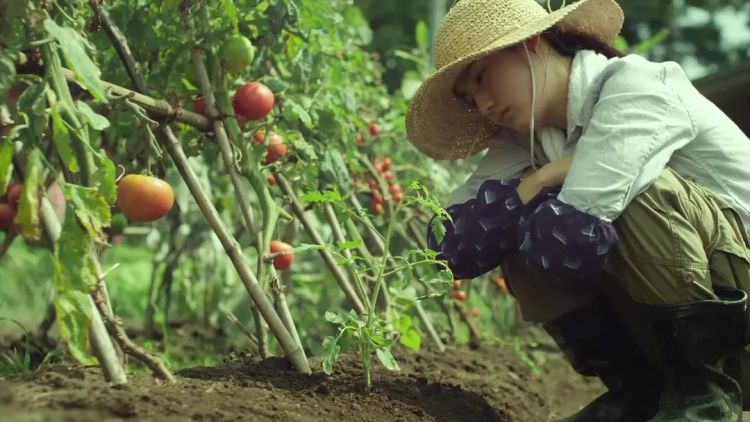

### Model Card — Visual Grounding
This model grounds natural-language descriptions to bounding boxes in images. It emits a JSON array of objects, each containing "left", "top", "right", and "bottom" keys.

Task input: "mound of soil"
[{"left": 0, "top": 330, "right": 603, "bottom": 421}]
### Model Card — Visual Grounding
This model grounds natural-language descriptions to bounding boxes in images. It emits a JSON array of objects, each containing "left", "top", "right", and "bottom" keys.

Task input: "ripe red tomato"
[
  {"left": 253, "top": 130, "right": 267, "bottom": 145},
  {"left": 388, "top": 183, "right": 401, "bottom": 196},
  {"left": 372, "top": 202, "right": 384, "bottom": 216},
  {"left": 232, "top": 82, "right": 274, "bottom": 121},
  {"left": 381, "top": 171, "right": 393, "bottom": 181},
  {"left": 0, "top": 203, "right": 16, "bottom": 230},
  {"left": 372, "top": 191, "right": 383, "bottom": 204},
  {"left": 267, "top": 174, "right": 276, "bottom": 186},
  {"left": 116, "top": 175, "right": 175, "bottom": 222},
  {"left": 391, "top": 191, "right": 403, "bottom": 203},
  {"left": 2, "top": 183, "right": 22, "bottom": 209},
  {"left": 451, "top": 290, "right": 467, "bottom": 301},
  {"left": 270, "top": 240, "right": 294, "bottom": 270},
  {"left": 264, "top": 133, "right": 287, "bottom": 164},
  {"left": 193, "top": 96, "right": 206, "bottom": 115},
  {"left": 368, "top": 180, "right": 378, "bottom": 190},
  {"left": 369, "top": 123, "right": 381, "bottom": 137},
  {"left": 220, "top": 35, "right": 255, "bottom": 74},
  {"left": 382, "top": 158, "right": 392, "bottom": 171}
]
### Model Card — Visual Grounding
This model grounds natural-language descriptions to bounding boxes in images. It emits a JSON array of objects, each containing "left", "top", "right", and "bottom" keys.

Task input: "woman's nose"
[{"left": 474, "top": 91, "right": 495, "bottom": 117}]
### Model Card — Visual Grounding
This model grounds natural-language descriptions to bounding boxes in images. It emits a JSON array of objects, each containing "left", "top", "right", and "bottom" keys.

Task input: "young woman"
[{"left": 405, "top": 0, "right": 750, "bottom": 420}]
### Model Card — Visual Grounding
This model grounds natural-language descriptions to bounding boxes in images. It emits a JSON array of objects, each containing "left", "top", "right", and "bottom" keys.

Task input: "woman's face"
[{"left": 453, "top": 44, "right": 540, "bottom": 132}]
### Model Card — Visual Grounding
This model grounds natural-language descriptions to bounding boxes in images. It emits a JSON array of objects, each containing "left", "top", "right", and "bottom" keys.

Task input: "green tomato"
[
  {"left": 220, "top": 35, "right": 255, "bottom": 74},
  {"left": 110, "top": 213, "right": 128, "bottom": 235}
]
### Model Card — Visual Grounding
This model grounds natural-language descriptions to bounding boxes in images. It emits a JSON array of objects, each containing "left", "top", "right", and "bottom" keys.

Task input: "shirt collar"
[{"left": 567, "top": 50, "right": 613, "bottom": 141}]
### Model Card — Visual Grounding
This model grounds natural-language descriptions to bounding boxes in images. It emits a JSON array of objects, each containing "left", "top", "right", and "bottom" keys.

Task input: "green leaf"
[
  {"left": 65, "top": 184, "right": 111, "bottom": 239},
  {"left": 400, "top": 329, "right": 421, "bottom": 351},
  {"left": 159, "top": 0, "right": 182, "bottom": 13},
  {"left": 321, "top": 336, "right": 341, "bottom": 375},
  {"left": 44, "top": 19, "right": 106, "bottom": 102},
  {"left": 320, "top": 149, "right": 350, "bottom": 192},
  {"left": 283, "top": 100, "right": 313, "bottom": 127},
  {"left": 337, "top": 239, "right": 361, "bottom": 251},
  {"left": 415, "top": 21, "right": 429, "bottom": 51},
  {"left": 375, "top": 347, "right": 400, "bottom": 371},
  {"left": 220, "top": 0, "right": 239, "bottom": 33},
  {"left": 15, "top": 148, "right": 42, "bottom": 240},
  {"left": 53, "top": 210, "right": 99, "bottom": 293},
  {"left": 53, "top": 290, "right": 96, "bottom": 365},
  {"left": 76, "top": 101, "right": 110, "bottom": 131},
  {"left": 299, "top": 189, "right": 343, "bottom": 204},
  {"left": 429, "top": 217, "right": 446, "bottom": 244},
  {"left": 324, "top": 311, "right": 344, "bottom": 324},
  {"left": 0, "top": 140, "right": 13, "bottom": 197},
  {"left": 51, "top": 105, "right": 79, "bottom": 173},
  {"left": 92, "top": 154, "right": 116, "bottom": 204}
]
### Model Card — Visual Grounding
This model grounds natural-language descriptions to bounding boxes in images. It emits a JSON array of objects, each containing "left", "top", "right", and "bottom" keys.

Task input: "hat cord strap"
[{"left": 522, "top": 42, "right": 538, "bottom": 171}]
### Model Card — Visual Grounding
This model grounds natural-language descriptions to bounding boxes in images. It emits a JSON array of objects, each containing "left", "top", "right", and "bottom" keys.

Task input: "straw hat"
[{"left": 405, "top": 0, "right": 624, "bottom": 160}]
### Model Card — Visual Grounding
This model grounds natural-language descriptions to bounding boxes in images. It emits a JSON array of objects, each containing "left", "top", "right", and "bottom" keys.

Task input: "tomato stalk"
[
  {"left": 322, "top": 202, "right": 371, "bottom": 310},
  {"left": 273, "top": 173, "right": 367, "bottom": 314},
  {"left": 91, "top": 1, "right": 311, "bottom": 374}
]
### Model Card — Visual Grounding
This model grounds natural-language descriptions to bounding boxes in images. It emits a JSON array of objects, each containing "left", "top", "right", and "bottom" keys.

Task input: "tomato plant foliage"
[{"left": 0, "top": 0, "right": 483, "bottom": 387}]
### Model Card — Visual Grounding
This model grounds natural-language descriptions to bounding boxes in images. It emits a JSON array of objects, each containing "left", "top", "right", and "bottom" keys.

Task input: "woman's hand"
[
  {"left": 537, "top": 155, "right": 574, "bottom": 187},
  {"left": 516, "top": 155, "right": 574, "bottom": 204}
]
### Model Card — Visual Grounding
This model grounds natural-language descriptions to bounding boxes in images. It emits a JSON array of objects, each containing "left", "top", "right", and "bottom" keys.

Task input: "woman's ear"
[
  {"left": 513, "top": 34, "right": 543, "bottom": 55},
  {"left": 526, "top": 34, "right": 543, "bottom": 53}
]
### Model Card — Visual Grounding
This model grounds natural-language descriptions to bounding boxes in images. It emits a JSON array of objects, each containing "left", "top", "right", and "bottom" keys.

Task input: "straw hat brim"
[{"left": 406, "top": 0, "right": 623, "bottom": 160}]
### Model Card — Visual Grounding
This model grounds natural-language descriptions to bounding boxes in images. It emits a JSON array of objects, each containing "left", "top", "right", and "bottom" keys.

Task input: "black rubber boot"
[
  {"left": 544, "top": 303, "right": 662, "bottom": 421},
  {"left": 642, "top": 288, "right": 749, "bottom": 422}
]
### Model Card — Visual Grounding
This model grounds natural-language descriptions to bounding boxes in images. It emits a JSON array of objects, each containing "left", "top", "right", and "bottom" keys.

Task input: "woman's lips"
[{"left": 494, "top": 108, "right": 509, "bottom": 125}]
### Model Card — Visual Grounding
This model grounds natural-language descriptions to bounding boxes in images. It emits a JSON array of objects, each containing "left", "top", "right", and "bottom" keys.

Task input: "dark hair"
[{"left": 542, "top": 28, "right": 626, "bottom": 59}]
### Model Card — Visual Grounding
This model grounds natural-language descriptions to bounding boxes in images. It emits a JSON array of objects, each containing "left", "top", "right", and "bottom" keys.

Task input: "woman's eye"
[{"left": 476, "top": 69, "right": 485, "bottom": 85}]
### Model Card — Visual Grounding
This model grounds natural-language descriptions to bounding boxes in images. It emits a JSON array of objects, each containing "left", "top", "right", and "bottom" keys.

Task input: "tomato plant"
[{"left": 0, "top": 0, "right": 509, "bottom": 392}]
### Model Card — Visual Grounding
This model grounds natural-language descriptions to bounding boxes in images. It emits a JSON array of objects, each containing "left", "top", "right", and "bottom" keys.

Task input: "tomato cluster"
[
  {"left": 0, "top": 183, "right": 22, "bottom": 230},
  {"left": 451, "top": 279, "right": 467, "bottom": 301},
  {"left": 367, "top": 157, "right": 402, "bottom": 216},
  {"left": 189, "top": 35, "right": 274, "bottom": 124},
  {"left": 253, "top": 130, "right": 288, "bottom": 165}
]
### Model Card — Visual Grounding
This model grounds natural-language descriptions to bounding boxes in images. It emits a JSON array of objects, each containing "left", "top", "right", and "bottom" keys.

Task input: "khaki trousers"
[{"left": 502, "top": 168, "right": 750, "bottom": 406}]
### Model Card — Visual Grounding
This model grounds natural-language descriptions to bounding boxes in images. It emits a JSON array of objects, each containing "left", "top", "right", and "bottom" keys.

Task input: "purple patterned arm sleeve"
[
  {"left": 517, "top": 189, "right": 620, "bottom": 280},
  {"left": 427, "top": 179, "right": 525, "bottom": 279}
]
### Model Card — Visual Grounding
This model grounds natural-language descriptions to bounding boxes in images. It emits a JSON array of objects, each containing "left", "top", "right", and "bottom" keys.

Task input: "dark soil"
[{"left": 0, "top": 328, "right": 603, "bottom": 421}]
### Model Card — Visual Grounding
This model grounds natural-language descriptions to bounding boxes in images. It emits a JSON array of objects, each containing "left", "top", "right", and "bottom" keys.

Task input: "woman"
[{"left": 405, "top": 0, "right": 750, "bottom": 420}]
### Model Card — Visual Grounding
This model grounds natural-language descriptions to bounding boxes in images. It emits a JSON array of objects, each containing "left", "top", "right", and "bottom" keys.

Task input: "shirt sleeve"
[
  {"left": 515, "top": 59, "right": 696, "bottom": 280},
  {"left": 427, "top": 179, "right": 525, "bottom": 279},
  {"left": 427, "top": 134, "right": 533, "bottom": 279},
  {"left": 557, "top": 60, "right": 697, "bottom": 221}
]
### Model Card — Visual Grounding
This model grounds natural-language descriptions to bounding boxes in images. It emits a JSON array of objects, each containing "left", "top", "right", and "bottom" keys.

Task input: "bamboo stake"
[
  {"left": 274, "top": 173, "right": 366, "bottom": 314},
  {"left": 91, "top": 0, "right": 310, "bottom": 374},
  {"left": 321, "top": 202, "right": 370, "bottom": 308}
]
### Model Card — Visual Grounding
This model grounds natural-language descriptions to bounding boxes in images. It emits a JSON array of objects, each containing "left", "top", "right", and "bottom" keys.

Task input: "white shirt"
[{"left": 447, "top": 50, "right": 750, "bottom": 230}]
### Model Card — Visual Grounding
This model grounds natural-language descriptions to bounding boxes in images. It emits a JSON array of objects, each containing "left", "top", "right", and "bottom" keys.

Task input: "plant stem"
[
  {"left": 270, "top": 270, "right": 303, "bottom": 353},
  {"left": 92, "top": 260, "right": 175, "bottom": 383},
  {"left": 94, "top": 1, "right": 309, "bottom": 374},
  {"left": 274, "top": 173, "right": 366, "bottom": 314},
  {"left": 87, "top": 0, "right": 208, "bottom": 130},
  {"left": 322, "top": 202, "right": 370, "bottom": 310},
  {"left": 189, "top": 48, "right": 270, "bottom": 358}
]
